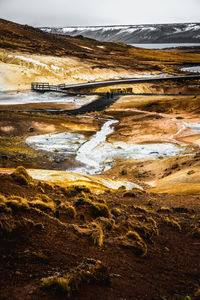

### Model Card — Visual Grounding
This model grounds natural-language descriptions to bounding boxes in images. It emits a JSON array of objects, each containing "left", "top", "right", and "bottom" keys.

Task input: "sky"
[{"left": 0, "top": 0, "right": 200, "bottom": 27}]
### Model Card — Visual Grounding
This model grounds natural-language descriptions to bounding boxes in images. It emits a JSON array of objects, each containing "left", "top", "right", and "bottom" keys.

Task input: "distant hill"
[
  {"left": 0, "top": 18, "right": 96, "bottom": 56},
  {"left": 40, "top": 23, "right": 200, "bottom": 44}
]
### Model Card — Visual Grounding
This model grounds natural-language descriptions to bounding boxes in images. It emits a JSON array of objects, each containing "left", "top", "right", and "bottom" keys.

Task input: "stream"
[{"left": 27, "top": 118, "right": 183, "bottom": 175}]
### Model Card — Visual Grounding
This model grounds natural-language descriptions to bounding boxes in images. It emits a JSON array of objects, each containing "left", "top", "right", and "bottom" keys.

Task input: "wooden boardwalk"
[{"left": 31, "top": 75, "right": 200, "bottom": 93}]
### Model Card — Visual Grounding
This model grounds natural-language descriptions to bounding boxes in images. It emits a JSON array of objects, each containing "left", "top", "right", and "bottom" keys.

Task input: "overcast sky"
[{"left": 0, "top": 0, "right": 200, "bottom": 27}]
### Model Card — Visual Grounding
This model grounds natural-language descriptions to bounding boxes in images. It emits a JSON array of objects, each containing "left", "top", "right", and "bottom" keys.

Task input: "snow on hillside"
[{"left": 40, "top": 23, "right": 200, "bottom": 44}]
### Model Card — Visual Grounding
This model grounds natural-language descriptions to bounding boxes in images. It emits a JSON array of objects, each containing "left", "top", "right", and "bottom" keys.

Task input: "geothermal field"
[{"left": 0, "top": 18, "right": 200, "bottom": 300}]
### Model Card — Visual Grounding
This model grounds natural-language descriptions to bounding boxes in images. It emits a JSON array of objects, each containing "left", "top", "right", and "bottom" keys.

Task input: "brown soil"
[{"left": 0, "top": 170, "right": 200, "bottom": 300}]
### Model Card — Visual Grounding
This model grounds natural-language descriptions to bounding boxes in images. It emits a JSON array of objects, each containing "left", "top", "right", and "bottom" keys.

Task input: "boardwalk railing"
[{"left": 31, "top": 82, "right": 62, "bottom": 91}]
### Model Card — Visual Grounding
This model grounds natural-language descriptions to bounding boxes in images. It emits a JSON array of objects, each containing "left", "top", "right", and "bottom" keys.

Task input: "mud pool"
[{"left": 27, "top": 119, "right": 183, "bottom": 175}]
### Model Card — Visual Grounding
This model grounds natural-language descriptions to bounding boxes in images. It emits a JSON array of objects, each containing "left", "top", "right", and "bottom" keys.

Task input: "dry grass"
[
  {"left": 5, "top": 195, "right": 29, "bottom": 210},
  {"left": 41, "top": 259, "right": 109, "bottom": 296},
  {"left": 157, "top": 207, "right": 171, "bottom": 213},
  {"left": 162, "top": 217, "right": 182, "bottom": 232},
  {"left": 126, "top": 230, "right": 143, "bottom": 241},
  {"left": 11, "top": 166, "right": 32, "bottom": 185},
  {"left": 0, "top": 194, "right": 7, "bottom": 203},
  {"left": 133, "top": 206, "right": 149, "bottom": 214},
  {"left": 0, "top": 213, "right": 16, "bottom": 234},
  {"left": 38, "top": 182, "right": 54, "bottom": 192},
  {"left": 38, "top": 194, "right": 52, "bottom": 203},
  {"left": 42, "top": 276, "right": 71, "bottom": 295},
  {"left": 6, "top": 199, "right": 29, "bottom": 210},
  {"left": 90, "top": 223, "right": 103, "bottom": 246},
  {"left": 64, "top": 185, "right": 91, "bottom": 198},
  {"left": 111, "top": 208, "right": 122, "bottom": 217},
  {"left": 130, "top": 222, "right": 158, "bottom": 243},
  {"left": 128, "top": 47, "right": 200, "bottom": 64},
  {"left": 29, "top": 200, "right": 55, "bottom": 213},
  {"left": 126, "top": 230, "right": 148, "bottom": 257},
  {"left": 57, "top": 203, "right": 77, "bottom": 219},
  {"left": 192, "top": 226, "right": 200, "bottom": 239},
  {"left": 95, "top": 217, "right": 115, "bottom": 231},
  {"left": 75, "top": 195, "right": 111, "bottom": 218}
]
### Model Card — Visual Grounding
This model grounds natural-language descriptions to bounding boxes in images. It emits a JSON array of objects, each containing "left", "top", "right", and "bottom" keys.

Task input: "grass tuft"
[
  {"left": 29, "top": 200, "right": 55, "bottom": 213},
  {"left": 6, "top": 196, "right": 29, "bottom": 210},
  {"left": 64, "top": 185, "right": 91, "bottom": 198},
  {"left": 0, "top": 194, "right": 7, "bottom": 203},
  {"left": 162, "top": 217, "right": 182, "bottom": 232},
  {"left": 133, "top": 206, "right": 149, "bottom": 214},
  {"left": 0, "top": 214, "right": 16, "bottom": 234},
  {"left": 39, "top": 194, "right": 52, "bottom": 203},
  {"left": 41, "top": 259, "right": 110, "bottom": 296},
  {"left": 90, "top": 223, "right": 103, "bottom": 246},
  {"left": 57, "top": 204, "right": 77, "bottom": 219},
  {"left": 192, "top": 226, "right": 200, "bottom": 239},
  {"left": 126, "top": 230, "right": 147, "bottom": 257},
  {"left": 42, "top": 276, "right": 71, "bottom": 295},
  {"left": 111, "top": 208, "right": 122, "bottom": 217},
  {"left": 126, "top": 230, "right": 142, "bottom": 241},
  {"left": 75, "top": 196, "right": 111, "bottom": 218},
  {"left": 157, "top": 207, "right": 171, "bottom": 213},
  {"left": 11, "top": 166, "right": 32, "bottom": 185}
]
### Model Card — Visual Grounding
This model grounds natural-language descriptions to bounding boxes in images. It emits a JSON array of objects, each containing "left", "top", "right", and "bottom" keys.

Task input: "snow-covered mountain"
[{"left": 40, "top": 23, "right": 200, "bottom": 44}]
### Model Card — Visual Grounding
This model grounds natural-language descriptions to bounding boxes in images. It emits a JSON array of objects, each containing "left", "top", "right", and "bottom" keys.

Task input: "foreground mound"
[{"left": 0, "top": 166, "right": 200, "bottom": 299}]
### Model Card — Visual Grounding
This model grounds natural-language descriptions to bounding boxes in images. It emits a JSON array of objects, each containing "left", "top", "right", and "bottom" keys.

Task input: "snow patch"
[
  {"left": 7, "top": 55, "right": 48, "bottom": 68},
  {"left": 180, "top": 66, "right": 200, "bottom": 73},
  {"left": 51, "top": 65, "right": 60, "bottom": 71}
]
